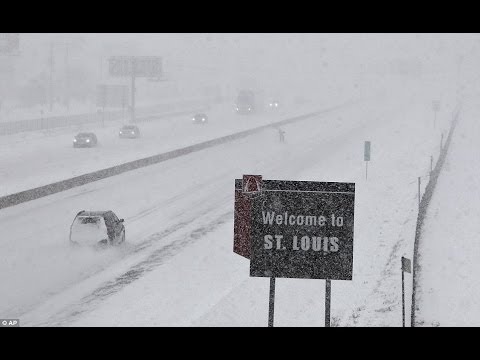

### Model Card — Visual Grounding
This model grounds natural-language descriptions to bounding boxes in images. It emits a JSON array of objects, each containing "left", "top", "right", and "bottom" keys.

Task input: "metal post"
[
  {"left": 122, "top": 97, "right": 126, "bottom": 123},
  {"left": 325, "top": 279, "right": 331, "bottom": 327},
  {"left": 402, "top": 265, "right": 405, "bottom": 327},
  {"left": 430, "top": 155, "right": 433, "bottom": 176},
  {"left": 268, "top": 277, "right": 276, "bottom": 327},
  {"left": 440, "top": 133, "right": 444, "bottom": 152},
  {"left": 418, "top": 177, "right": 421, "bottom": 210},
  {"left": 65, "top": 42, "right": 70, "bottom": 112},
  {"left": 131, "top": 57, "right": 136, "bottom": 124},
  {"left": 365, "top": 161, "right": 368, "bottom": 181},
  {"left": 49, "top": 42, "right": 54, "bottom": 112}
]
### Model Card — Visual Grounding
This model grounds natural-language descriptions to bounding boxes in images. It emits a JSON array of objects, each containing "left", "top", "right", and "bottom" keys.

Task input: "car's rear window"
[
  {"left": 71, "top": 215, "right": 108, "bottom": 244},
  {"left": 77, "top": 216, "right": 102, "bottom": 225}
]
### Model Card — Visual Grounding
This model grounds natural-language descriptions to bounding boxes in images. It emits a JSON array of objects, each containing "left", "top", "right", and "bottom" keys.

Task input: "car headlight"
[
  {"left": 275, "top": 103, "right": 278, "bottom": 107},
  {"left": 248, "top": 107, "right": 251, "bottom": 111},
  {"left": 202, "top": 118, "right": 205, "bottom": 122},
  {"left": 119, "top": 131, "right": 123, "bottom": 134},
  {"left": 73, "top": 138, "right": 77, "bottom": 142},
  {"left": 131, "top": 131, "right": 135, "bottom": 134},
  {"left": 192, "top": 118, "right": 196, "bottom": 121},
  {"left": 86, "top": 139, "right": 90, "bottom": 143}
]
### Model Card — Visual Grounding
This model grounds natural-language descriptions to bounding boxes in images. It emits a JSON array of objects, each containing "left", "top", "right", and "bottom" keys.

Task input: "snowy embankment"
[
  {"left": 415, "top": 93, "right": 480, "bottom": 327},
  {"left": 0, "top": 96, "right": 210, "bottom": 124},
  {"left": 2, "top": 84, "right": 456, "bottom": 327}
]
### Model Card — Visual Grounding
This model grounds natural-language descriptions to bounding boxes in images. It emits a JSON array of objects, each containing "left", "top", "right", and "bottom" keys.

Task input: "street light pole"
[
  {"left": 131, "top": 57, "right": 136, "bottom": 123},
  {"left": 49, "top": 42, "right": 54, "bottom": 112},
  {"left": 65, "top": 42, "right": 70, "bottom": 111}
]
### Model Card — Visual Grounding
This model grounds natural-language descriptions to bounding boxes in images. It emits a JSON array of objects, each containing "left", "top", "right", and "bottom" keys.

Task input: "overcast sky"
[{"left": 2, "top": 33, "right": 479, "bottom": 106}]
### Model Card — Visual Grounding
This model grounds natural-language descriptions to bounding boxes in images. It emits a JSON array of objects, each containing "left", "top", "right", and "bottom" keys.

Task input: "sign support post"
[
  {"left": 108, "top": 56, "right": 162, "bottom": 124},
  {"left": 402, "top": 264, "right": 405, "bottom": 327},
  {"left": 401, "top": 256, "right": 412, "bottom": 327},
  {"left": 268, "top": 277, "right": 276, "bottom": 327},
  {"left": 325, "top": 279, "right": 331, "bottom": 327}
]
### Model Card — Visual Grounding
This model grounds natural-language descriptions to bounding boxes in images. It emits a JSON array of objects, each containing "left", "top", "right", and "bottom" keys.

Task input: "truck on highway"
[{"left": 235, "top": 90, "right": 264, "bottom": 115}]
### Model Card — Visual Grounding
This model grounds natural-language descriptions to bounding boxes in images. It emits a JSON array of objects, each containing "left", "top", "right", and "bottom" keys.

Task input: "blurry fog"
[{"left": 1, "top": 33, "right": 478, "bottom": 114}]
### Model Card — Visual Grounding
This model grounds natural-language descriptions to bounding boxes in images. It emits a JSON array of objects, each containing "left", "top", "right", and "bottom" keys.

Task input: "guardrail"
[
  {"left": 0, "top": 102, "right": 350, "bottom": 210},
  {"left": 410, "top": 104, "right": 461, "bottom": 327},
  {"left": 0, "top": 97, "right": 219, "bottom": 136}
]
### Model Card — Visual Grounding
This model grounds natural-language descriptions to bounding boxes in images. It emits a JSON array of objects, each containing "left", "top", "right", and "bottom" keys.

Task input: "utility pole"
[
  {"left": 99, "top": 56, "right": 103, "bottom": 81},
  {"left": 49, "top": 42, "right": 54, "bottom": 112},
  {"left": 131, "top": 56, "right": 136, "bottom": 123},
  {"left": 65, "top": 42, "right": 70, "bottom": 111}
]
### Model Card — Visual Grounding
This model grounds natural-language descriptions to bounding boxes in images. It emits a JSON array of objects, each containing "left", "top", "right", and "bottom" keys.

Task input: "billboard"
[{"left": 109, "top": 56, "right": 162, "bottom": 78}]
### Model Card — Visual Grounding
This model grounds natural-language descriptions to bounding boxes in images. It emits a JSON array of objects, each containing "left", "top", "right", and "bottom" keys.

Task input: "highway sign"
[
  {"left": 109, "top": 56, "right": 162, "bottom": 78},
  {"left": 233, "top": 178, "right": 355, "bottom": 280},
  {"left": 364, "top": 141, "right": 371, "bottom": 161}
]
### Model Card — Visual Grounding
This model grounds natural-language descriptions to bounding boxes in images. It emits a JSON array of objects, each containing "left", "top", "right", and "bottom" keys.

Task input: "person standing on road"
[{"left": 278, "top": 128, "right": 286, "bottom": 143}]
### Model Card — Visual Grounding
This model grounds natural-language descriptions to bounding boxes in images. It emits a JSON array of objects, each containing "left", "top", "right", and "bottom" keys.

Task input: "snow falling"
[{"left": 0, "top": 33, "right": 478, "bottom": 327}]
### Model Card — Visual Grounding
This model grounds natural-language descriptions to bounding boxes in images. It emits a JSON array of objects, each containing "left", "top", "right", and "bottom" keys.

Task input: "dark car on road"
[
  {"left": 119, "top": 125, "right": 140, "bottom": 139},
  {"left": 73, "top": 132, "right": 98, "bottom": 148},
  {"left": 192, "top": 113, "right": 208, "bottom": 124},
  {"left": 69, "top": 210, "right": 125, "bottom": 247}
]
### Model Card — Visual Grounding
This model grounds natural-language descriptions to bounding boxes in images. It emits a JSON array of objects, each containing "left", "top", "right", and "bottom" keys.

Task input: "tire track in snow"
[{"left": 30, "top": 210, "right": 232, "bottom": 327}]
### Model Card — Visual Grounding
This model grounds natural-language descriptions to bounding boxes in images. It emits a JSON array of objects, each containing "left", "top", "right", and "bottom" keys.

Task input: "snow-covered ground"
[
  {"left": 0, "top": 101, "right": 322, "bottom": 197},
  {"left": 0, "top": 84, "right": 458, "bottom": 326},
  {"left": 0, "top": 100, "right": 97, "bottom": 123},
  {"left": 415, "top": 89, "right": 480, "bottom": 327},
  {"left": 0, "top": 96, "right": 211, "bottom": 124}
]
